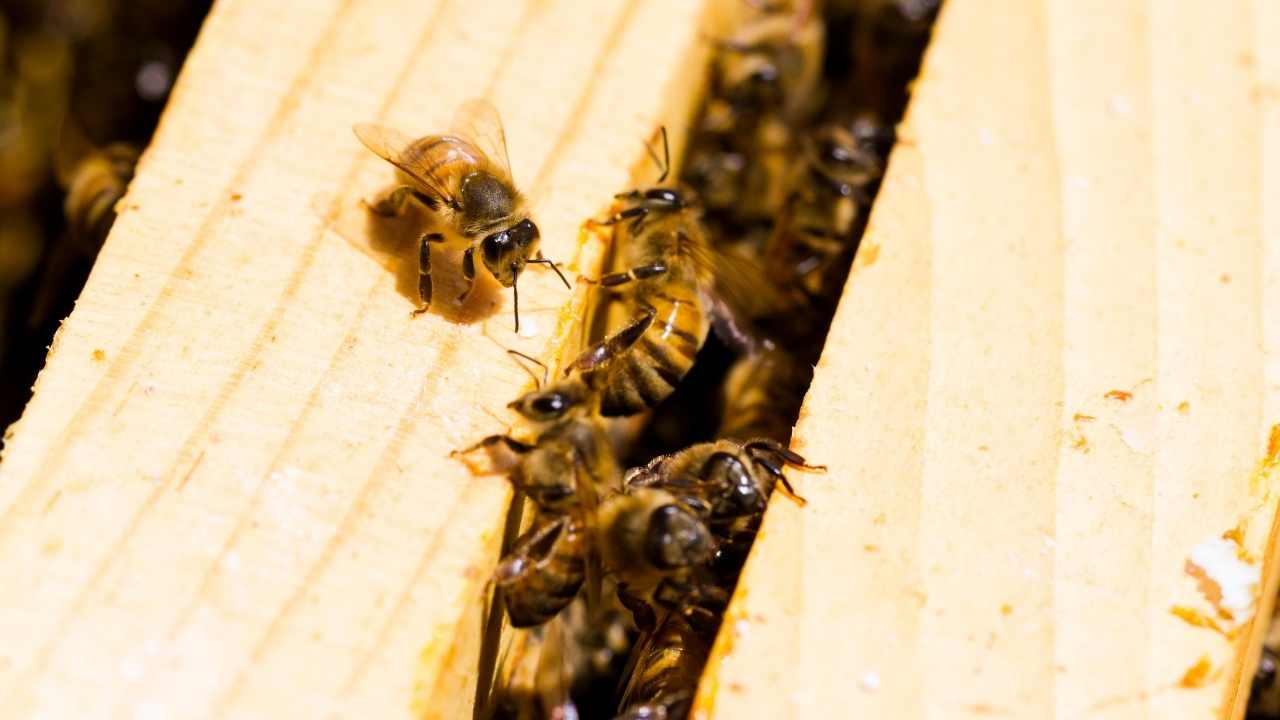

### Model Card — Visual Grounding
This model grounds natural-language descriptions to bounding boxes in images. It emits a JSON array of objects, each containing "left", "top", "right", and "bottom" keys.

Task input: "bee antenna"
[
  {"left": 530, "top": 255, "right": 571, "bottom": 290},
  {"left": 511, "top": 264, "right": 520, "bottom": 334},
  {"left": 643, "top": 126, "right": 670, "bottom": 184},
  {"left": 506, "top": 349, "right": 548, "bottom": 388}
]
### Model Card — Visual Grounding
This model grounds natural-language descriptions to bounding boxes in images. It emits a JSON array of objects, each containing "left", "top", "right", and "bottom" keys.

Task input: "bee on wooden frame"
[
  {"left": 566, "top": 128, "right": 796, "bottom": 417},
  {"left": 353, "top": 99, "right": 569, "bottom": 331}
]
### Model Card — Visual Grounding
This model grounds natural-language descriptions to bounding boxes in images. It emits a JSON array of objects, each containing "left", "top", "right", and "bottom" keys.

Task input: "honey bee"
[
  {"left": 353, "top": 99, "right": 568, "bottom": 331},
  {"left": 566, "top": 129, "right": 793, "bottom": 418},
  {"left": 850, "top": 0, "right": 941, "bottom": 119},
  {"left": 716, "top": 347, "right": 812, "bottom": 444},
  {"left": 59, "top": 140, "right": 139, "bottom": 254},
  {"left": 709, "top": 0, "right": 826, "bottom": 125},
  {"left": 458, "top": 352, "right": 620, "bottom": 512},
  {"left": 492, "top": 487, "right": 713, "bottom": 629},
  {"left": 495, "top": 512, "right": 590, "bottom": 628},
  {"left": 625, "top": 438, "right": 817, "bottom": 525},
  {"left": 681, "top": 100, "right": 794, "bottom": 236},
  {"left": 764, "top": 119, "right": 886, "bottom": 301},
  {"left": 614, "top": 611, "right": 707, "bottom": 720},
  {"left": 596, "top": 487, "right": 715, "bottom": 593},
  {"left": 29, "top": 129, "right": 138, "bottom": 328}
]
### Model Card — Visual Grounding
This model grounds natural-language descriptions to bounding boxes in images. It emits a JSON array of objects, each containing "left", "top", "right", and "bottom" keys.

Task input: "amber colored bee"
[
  {"left": 495, "top": 512, "right": 590, "bottom": 629},
  {"left": 764, "top": 119, "right": 887, "bottom": 301},
  {"left": 565, "top": 130, "right": 792, "bottom": 418},
  {"left": 614, "top": 611, "right": 707, "bottom": 720},
  {"left": 457, "top": 351, "right": 621, "bottom": 513},
  {"left": 717, "top": 347, "right": 812, "bottom": 444},
  {"left": 353, "top": 99, "right": 568, "bottom": 331},
  {"left": 462, "top": 409, "right": 619, "bottom": 514}
]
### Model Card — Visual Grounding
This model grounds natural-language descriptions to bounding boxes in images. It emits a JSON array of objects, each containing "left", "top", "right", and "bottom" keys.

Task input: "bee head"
[
  {"left": 481, "top": 218, "right": 540, "bottom": 287},
  {"left": 508, "top": 376, "right": 588, "bottom": 423},
  {"left": 704, "top": 452, "right": 764, "bottom": 519},
  {"left": 723, "top": 55, "right": 783, "bottom": 112},
  {"left": 644, "top": 504, "right": 713, "bottom": 570}
]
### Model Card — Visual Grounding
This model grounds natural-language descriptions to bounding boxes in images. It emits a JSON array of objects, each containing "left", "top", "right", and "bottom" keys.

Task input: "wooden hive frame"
[{"left": 1, "top": 0, "right": 1278, "bottom": 718}]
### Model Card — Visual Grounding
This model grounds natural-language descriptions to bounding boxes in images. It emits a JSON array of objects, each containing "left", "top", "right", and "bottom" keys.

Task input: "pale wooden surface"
[
  {"left": 697, "top": 1, "right": 1280, "bottom": 718},
  {"left": 0, "top": 0, "right": 722, "bottom": 716}
]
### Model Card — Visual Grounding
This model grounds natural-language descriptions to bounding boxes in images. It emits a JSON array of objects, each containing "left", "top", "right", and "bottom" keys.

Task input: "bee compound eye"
[
  {"left": 645, "top": 504, "right": 712, "bottom": 569},
  {"left": 514, "top": 218, "right": 539, "bottom": 247},
  {"left": 531, "top": 393, "right": 567, "bottom": 417},
  {"left": 482, "top": 231, "right": 509, "bottom": 263}
]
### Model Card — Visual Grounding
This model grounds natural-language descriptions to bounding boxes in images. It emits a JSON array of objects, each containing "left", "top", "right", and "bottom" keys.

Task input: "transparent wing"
[
  {"left": 690, "top": 239, "right": 803, "bottom": 321},
  {"left": 352, "top": 122, "right": 457, "bottom": 205},
  {"left": 450, "top": 98, "right": 514, "bottom": 182}
]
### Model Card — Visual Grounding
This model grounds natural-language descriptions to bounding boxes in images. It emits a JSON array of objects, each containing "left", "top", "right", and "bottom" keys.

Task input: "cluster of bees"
[
  {"left": 0, "top": 0, "right": 208, "bottom": 425},
  {"left": 352, "top": 2, "right": 938, "bottom": 717},
  {"left": 354, "top": 0, "right": 938, "bottom": 717}
]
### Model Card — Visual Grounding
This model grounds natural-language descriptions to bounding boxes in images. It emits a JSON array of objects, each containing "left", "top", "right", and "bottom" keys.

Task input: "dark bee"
[
  {"left": 59, "top": 141, "right": 139, "bottom": 254},
  {"left": 625, "top": 438, "right": 816, "bottom": 525},
  {"left": 764, "top": 119, "right": 886, "bottom": 301},
  {"left": 28, "top": 132, "right": 138, "bottom": 328},
  {"left": 850, "top": 0, "right": 942, "bottom": 119},
  {"left": 353, "top": 99, "right": 568, "bottom": 331},
  {"left": 709, "top": 0, "right": 826, "bottom": 124},
  {"left": 717, "top": 347, "right": 812, "bottom": 444}
]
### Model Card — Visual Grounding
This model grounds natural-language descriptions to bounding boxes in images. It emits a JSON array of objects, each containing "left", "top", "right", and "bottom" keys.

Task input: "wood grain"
[
  {"left": 0, "top": 0, "right": 722, "bottom": 716},
  {"left": 696, "top": 1, "right": 1280, "bottom": 718}
]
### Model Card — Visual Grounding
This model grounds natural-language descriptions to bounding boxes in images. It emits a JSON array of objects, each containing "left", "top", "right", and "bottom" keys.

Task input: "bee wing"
[
  {"left": 695, "top": 241, "right": 803, "bottom": 320},
  {"left": 449, "top": 98, "right": 515, "bottom": 183},
  {"left": 352, "top": 123, "right": 458, "bottom": 206}
]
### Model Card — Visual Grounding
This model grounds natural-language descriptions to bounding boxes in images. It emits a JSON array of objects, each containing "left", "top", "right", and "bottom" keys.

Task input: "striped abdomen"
[
  {"left": 495, "top": 514, "right": 586, "bottom": 628},
  {"left": 597, "top": 282, "right": 709, "bottom": 417},
  {"left": 617, "top": 612, "right": 707, "bottom": 716}
]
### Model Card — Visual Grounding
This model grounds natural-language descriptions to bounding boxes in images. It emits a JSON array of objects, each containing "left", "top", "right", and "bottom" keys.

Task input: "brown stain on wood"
[{"left": 1178, "top": 655, "right": 1213, "bottom": 689}]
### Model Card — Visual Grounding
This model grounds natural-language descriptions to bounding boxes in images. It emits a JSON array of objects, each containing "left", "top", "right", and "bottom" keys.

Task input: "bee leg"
[
  {"left": 363, "top": 185, "right": 414, "bottom": 217},
  {"left": 592, "top": 262, "right": 668, "bottom": 289},
  {"left": 451, "top": 434, "right": 532, "bottom": 475},
  {"left": 565, "top": 305, "right": 657, "bottom": 374},
  {"left": 411, "top": 233, "right": 444, "bottom": 317},
  {"left": 453, "top": 433, "right": 533, "bottom": 457},
  {"left": 744, "top": 441, "right": 821, "bottom": 507},
  {"left": 457, "top": 246, "right": 477, "bottom": 304},
  {"left": 617, "top": 583, "right": 656, "bottom": 633},
  {"left": 596, "top": 204, "right": 647, "bottom": 227},
  {"left": 744, "top": 439, "right": 826, "bottom": 472}
]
